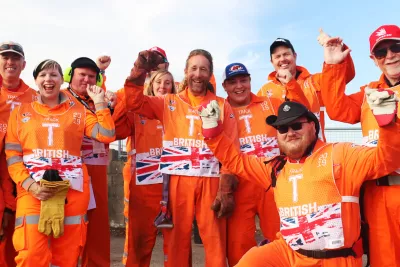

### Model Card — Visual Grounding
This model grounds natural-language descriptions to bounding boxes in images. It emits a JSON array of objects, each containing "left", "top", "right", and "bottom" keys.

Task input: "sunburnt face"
[{"left": 70, "top": 67, "right": 97, "bottom": 95}]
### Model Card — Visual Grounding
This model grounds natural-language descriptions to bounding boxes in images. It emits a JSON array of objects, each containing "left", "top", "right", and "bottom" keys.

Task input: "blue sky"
[{"left": 1, "top": 0, "right": 398, "bottom": 127}]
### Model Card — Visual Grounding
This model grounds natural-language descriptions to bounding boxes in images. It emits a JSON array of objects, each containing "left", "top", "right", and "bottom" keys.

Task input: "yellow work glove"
[{"left": 38, "top": 180, "right": 70, "bottom": 238}]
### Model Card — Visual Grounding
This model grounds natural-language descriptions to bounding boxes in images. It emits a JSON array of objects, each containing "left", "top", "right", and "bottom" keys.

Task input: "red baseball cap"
[
  {"left": 369, "top": 25, "right": 400, "bottom": 53},
  {"left": 149, "top": 46, "right": 168, "bottom": 61}
]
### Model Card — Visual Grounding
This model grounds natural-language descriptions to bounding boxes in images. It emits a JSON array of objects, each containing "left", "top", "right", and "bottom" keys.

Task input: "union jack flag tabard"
[
  {"left": 159, "top": 146, "right": 219, "bottom": 177},
  {"left": 81, "top": 136, "right": 109, "bottom": 165},
  {"left": 135, "top": 152, "right": 163, "bottom": 185},
  {"left": 23, "top": 154, "right": 83, "bottom": 191},
  {"left": 240, "top": 138, "right": 279, "bottom": 158},
  {"left": 280, "top": 203, "right": 344, "bottom": 250}
]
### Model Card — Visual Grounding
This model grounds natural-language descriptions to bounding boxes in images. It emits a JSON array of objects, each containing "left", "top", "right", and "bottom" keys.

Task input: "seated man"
[{"left": 198, "top": 91, "right": 400, "bottom": 267}]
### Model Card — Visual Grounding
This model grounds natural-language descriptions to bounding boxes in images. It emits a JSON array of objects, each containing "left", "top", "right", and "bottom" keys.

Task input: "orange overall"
[
  {"left": 0, "top": 80, "right": 37, "bottom": 267},
  {"left": 124, "top": 81, "right": 238, "bottom": 267},
  {"left": 204, "top": 115, "right": 400, "bottom": 267},
  {"left": 256, "top": 53, "right": 355, "bottom": 141},
  {"left": 321, "top": 62, "right": 400, "bottom": 267},
  {"left": 63, "top": 88, "right": 112, "bottom": 267},
  {"left": 5, "top": 92, "right": 115, "bottom": 267},
  {"left": 226, "top": 82, "right": 309, "bottom": 266},
  {"left": 113, "top": 90, "right": 167, "bottom": 267}
]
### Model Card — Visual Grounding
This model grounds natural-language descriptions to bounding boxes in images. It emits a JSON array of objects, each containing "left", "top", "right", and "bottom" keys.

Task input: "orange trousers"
[
  {"left": 235, "top": 233, "right": 363, "bottom": 267},
  {"left": 165, "top": 175, "right": 226, "bottom": 267},
  {"left": 122, "top": 163, "right": 167, "bottom": 267},
  {"left": 12, "top": 177, "right": 89, "bottom": 267},
  {"left": 363, "top": 181, "right": 400, "bottom": 267},
  {"left": 227, "top": 179, "right": 280, "bottom": 266},
  {"left": 81, "top": 164, "right": 110, "bottom": 267}
]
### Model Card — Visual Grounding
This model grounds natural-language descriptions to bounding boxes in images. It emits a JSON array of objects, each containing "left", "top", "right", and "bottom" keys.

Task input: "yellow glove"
[{"left": 38, "top": 180, "right": 70, "bottom": 238}]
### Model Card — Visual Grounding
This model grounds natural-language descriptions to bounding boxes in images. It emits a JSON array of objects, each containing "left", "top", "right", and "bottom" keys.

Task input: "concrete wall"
[{"left": 108, "top": 149, "right": 126, "bottom": 228}]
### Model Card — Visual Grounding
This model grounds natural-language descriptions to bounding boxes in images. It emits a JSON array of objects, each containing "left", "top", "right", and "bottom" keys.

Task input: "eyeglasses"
[
  {"left": 373, "top": 42, "right": 400, "bottom": 59},
  {"left": 277, "top": 121, "right": 309, "bottom": 134},
  {"left": 0, "top": 44, "right": 24, "bottom": 55}
]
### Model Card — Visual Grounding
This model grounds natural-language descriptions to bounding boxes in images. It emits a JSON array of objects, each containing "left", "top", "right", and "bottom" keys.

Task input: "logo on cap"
[
  {"left": 230, "top": 65, "right": 243, "bottom": 72},
  {"left": 376, "top": 28, "right": 387, "bottom": 37},
  {"left": 275, "top": 38, "right": 287, "bottom": 43},
  {"left": 283, "top": 105, "right": 291, "bottom": 112}
]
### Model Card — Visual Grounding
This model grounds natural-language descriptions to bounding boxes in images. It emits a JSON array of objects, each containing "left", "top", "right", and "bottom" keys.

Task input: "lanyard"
[{"left": 67, "top": 87, "right": 95, "bottom": 114}]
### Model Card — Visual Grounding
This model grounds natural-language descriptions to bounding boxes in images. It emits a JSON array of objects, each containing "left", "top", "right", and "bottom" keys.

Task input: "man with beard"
[
  {"left": 198, "top": 95, "right": 400, "bottom": 266},
  {"left": 320, "top": 24, "right": 400, "bottom": 267},
  {"left": 123, "top": 49, "right": 238, "bottom": 267},
  {"left": 220, "top": 62, "right": 310, "bottom": 266}
]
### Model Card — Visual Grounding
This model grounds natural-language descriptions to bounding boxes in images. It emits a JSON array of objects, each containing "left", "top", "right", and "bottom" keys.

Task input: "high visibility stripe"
[
  {"left": 320, "top": 107, "right": 326, "bottom": 112},
  {"left": 91, "top": 123, "right": 115, "bottom": 138},
  {"left": 5, "top": 143, "right": 22, "bottom": 152},
  {"left": 342, "top": 196, "right": 359, "bottom": 204},
  {"left": 123, "top": 252, "right": 128, "bottom": 258},
  {"left": 50, "top": 264, "right": 60, "bottom": 267},
  {"left": 124, "top": 197, "right": 129, "bottom": 203},
  {"left": 15, "top": 214, "right": 88, "bottom": 227},
  {"left": 7, "top": 155, "right": 23, "bottom": 166},
  {"left": 124, "top": 216, "right": 128, "bottom": 223}
]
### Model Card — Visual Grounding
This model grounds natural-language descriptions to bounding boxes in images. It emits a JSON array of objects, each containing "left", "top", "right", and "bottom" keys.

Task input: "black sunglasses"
[
  {"left": 277, "top": 121, "right": 309, "bottom": 134},
  {"left": 0, "top": 44, "right": 24, "bottom": 55},
  {"left": 373, "top": 42, "right": 400, "bottom": 59}
]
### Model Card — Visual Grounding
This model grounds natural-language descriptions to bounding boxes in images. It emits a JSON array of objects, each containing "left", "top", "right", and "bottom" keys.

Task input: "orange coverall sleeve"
[
  {"left": 5, "top": 108, "right": 30, "bottom": 186},
  {"left": 219, "top": 101, "right": 240, "bottom": 175},
  {"left": 319, "top": 61, "right": 364, "bottom": 124},
  {"left": 112, "top": 89, "right": 135, "bottom": 140},
  {"left": 285, "top": 80, "right": 310, "bottom": 109},
  {"left": 84, "top": 108, "right": 116, "bottom": 143},
  {"left": 334, "top": 118, "right": 400, "bottom": 183},
  {"left": 123, "top": 81, "right": 165, "bottom": 122},
  {"left": 206, "top": 132, "right": 272, "bottom": 189}
]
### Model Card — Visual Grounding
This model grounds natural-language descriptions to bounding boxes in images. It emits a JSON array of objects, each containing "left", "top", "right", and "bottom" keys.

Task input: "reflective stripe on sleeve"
[
  {"left": 7, "top": 155, "right": 23, "bottom": 166},
  {"left": 5, "top": 143, "right": 22, "bottom": 152},
  {"left": 91, "top": 123, "right": 115, "bottom": 138}
]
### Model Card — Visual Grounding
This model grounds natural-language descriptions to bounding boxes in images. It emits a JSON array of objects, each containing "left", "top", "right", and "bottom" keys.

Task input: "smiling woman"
[
  {"left": 33, "top": 60, "right": 63, "bottom": 107},
  {"left": 4, "top": 58, "right": 116, "bottom": 267}
]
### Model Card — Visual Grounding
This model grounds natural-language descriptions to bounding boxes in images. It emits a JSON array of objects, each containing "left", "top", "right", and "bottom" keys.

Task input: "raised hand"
[
  {"left": 86, "top": 85, "right": 106, "bottom": 105},
  {"left": 323, "top": 36, "right": 351, "bottom": 64},
  {"left": 96, "top": 55, "right": 111, "bottom": 71},
  {"left": 317, "top": 28, "right": 330, "bottom": 46},
  {"left": 276, "top": 69, "right": 293, "bottom": 85}
]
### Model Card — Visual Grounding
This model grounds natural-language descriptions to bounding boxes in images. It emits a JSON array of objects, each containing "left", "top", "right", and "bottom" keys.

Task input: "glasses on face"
[
  {"left": 277, "top": 121, "right": 309, "bottom": 134},
  {"left": 373, "top": 42, "right": 400, "bottom": 59}
]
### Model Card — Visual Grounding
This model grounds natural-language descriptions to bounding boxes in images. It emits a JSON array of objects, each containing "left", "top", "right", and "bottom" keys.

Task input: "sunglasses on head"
[
  {"left": 373, "top": 42, "right": 400, "bottom": 59},
  {"left": 0, "top": 44, "right": 24, "bottom": 54},
  {"left": 277, "top": 120, "right": 309, "bottom": 134}
]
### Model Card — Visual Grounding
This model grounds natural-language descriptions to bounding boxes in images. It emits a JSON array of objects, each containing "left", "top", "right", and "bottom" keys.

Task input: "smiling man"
[
  {"left": 320, "top": 24, "right": 400, "bottom": 267},
  {"left": 221, "top": 62, "right": 311, "bottom": 266},
  {"left": 257, "top": 34, "right": 355, "bottom": 141},
  {"left": 123, "top": 49, "right": 238, "bottom": 267},
  {"left": 199, "top": 94, "right": 400, "bottom": 267},
  {"left": 0, "top": 41, "right": 37, "bottom": 267}
]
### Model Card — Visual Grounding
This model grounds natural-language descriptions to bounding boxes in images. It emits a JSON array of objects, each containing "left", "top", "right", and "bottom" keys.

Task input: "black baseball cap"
[
  {"left": 266, "top": 101, "right": 319, "bottom": 135},
  {"left": 270, "top": 38, "right": 295, "bottom": 55}
]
